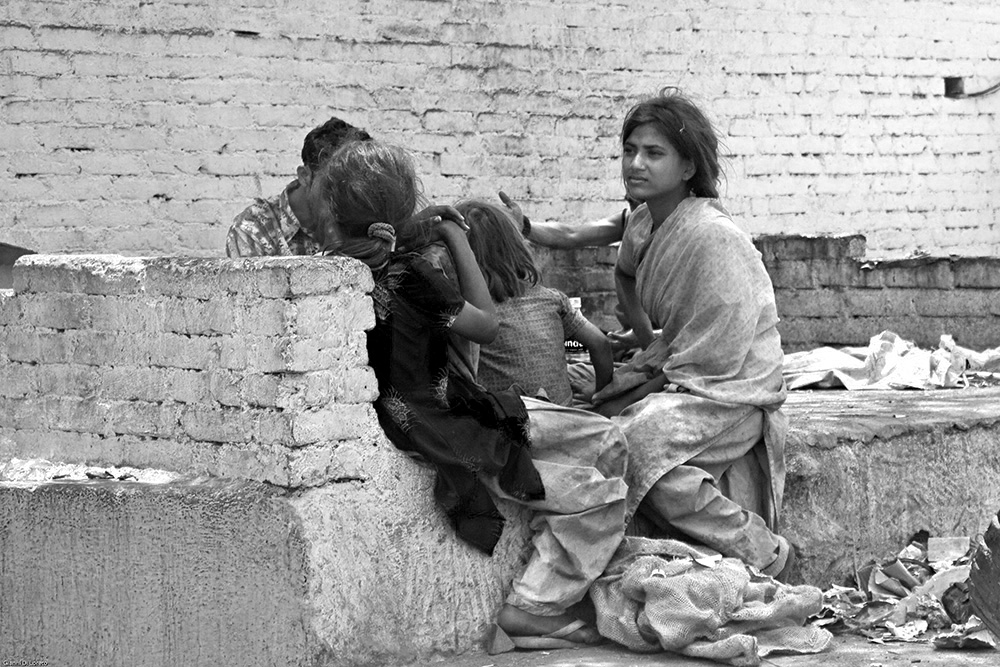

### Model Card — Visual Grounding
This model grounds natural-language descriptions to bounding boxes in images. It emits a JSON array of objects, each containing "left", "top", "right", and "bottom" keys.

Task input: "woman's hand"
[
  {"left": 607, "top": 327, "right": 660, "bottom": 352},
  {"left": 413, "top": 205, "right": 468, "bottom": 232},
  {"left": 497, "top": 191, "right": 526, "bottom": 231},
  {"left": 429, "top": 217, "right": 470, "bottom": 247}
]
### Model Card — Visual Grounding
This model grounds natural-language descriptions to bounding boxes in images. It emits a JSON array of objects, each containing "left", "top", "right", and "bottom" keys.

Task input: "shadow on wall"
[{"left": 1, "top": 243, "right": 35, "bottom": 289}]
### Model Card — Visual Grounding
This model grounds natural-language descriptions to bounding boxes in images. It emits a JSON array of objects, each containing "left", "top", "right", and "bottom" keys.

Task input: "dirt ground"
[{"left": 423, "top": 634, "right": 998, "bottom": 667}]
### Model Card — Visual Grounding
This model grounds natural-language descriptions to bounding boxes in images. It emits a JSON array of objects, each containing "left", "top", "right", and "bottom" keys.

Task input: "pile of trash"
[
  {"left": 812, "top": 531, "right": 997, "bottom": 651},
  {"left": 784, "top": 331, "right": 1000, "bottom": 391}
]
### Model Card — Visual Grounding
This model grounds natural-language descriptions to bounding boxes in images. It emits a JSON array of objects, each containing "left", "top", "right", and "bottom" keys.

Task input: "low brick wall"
[
  {"left": 0, "top": 254, "right": 380, "bottom": 484},
  {"left": 534, "top": 235, "right": 1000, "bottom": 353}
]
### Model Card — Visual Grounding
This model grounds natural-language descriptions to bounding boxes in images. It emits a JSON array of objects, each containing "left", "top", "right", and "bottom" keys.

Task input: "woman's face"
[{"left": 621, "top": 123, "right": 693, "bottom": 212}]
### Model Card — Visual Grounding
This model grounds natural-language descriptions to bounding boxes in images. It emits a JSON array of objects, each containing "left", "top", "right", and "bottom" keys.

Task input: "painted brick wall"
[
  {"left": 2, "top": 0, "right": 998, "bottom": 259},
  {"left": 0, "top": 255, "right": 381, "bottom": 485}
]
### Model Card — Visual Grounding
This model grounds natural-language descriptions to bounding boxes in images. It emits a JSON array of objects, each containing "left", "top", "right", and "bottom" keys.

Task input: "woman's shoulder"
[{"left": 682, "top": 199, "right": 753, "bottom": 246}]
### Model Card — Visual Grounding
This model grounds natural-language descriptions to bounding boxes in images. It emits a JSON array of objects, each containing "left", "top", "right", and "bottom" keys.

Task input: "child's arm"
[
  {"left": 614, "top": 265, "right": 655, "bottom": 349},
  {"left": 437, "top": 220, "right": 499, "bottom": 344},
  {"left": 571, "top": 321, "right": 613, "bottom": 393}
]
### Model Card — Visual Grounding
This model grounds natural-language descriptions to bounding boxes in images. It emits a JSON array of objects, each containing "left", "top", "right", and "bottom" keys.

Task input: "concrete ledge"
[
  {"left": 0, "top": 443, "right": 533, "bottom": 667},
  {"left": 782, "top": 386, "right": 1000, "bottom": 587}
]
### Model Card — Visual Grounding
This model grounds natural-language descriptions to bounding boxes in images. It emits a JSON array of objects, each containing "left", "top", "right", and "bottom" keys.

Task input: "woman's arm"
[
  {"left": 571, "top": 321, "right": 613, "bottom": 393},
  {"left": 437, "top": 221, "right": 499, "bottom": 344},
  {"left": 614, "top": 265, "right": 655, "bottom": 349},
  {"left": 527, "top": 213, "right": 625, "bottom": 250},
  {"left": 499, "top": 191, "right": 626, "bottom": 250}
]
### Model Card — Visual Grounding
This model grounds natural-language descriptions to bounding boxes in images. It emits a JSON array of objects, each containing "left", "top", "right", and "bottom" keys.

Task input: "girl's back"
[
  {"left": 460, "top": 199, "right": 613, "bottom": 405},
  {"left": 479, "top": 283, "right": 589, "bottom": 406}
]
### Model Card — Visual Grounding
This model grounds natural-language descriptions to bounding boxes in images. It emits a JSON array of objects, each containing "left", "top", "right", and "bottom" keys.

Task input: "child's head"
[
  {"left": 621, "top": 88, "right": 721, "bottom": 199},
  {"left": 456, "top": 199, "right": 538, "bottom": 303},
  {"left": 320, "top": 140, "right": 421, "bottom": 269}
]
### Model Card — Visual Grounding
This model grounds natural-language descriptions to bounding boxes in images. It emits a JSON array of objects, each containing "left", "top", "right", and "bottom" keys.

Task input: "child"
[
  {"left": 458, "top": 199, "right": 612, "bottom": 406},
  {"left": 320, "top": 140, "right": 627, "bottom": 649}
]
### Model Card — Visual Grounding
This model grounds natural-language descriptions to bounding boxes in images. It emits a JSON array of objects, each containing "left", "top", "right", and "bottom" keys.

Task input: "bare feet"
[{"left": 496, "top": 604, "right": 601, "bottom": 643}]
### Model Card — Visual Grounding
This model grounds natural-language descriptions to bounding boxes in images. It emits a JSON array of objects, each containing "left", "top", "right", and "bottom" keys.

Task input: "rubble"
[
  {"left": 812, "top": 529, "right": 998, "bottom": 653},
  {"left": 784, "top": 330, "right": 1000, "bottom": 391}
]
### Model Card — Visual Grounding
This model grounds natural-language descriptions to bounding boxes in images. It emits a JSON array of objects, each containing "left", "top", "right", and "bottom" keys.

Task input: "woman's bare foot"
[{"left": 496, "top": 603, "right": 600, "bottom": 643}]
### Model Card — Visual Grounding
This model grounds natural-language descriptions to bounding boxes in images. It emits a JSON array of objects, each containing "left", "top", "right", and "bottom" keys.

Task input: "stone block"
[
  {"left": 290, "top": 293, "right": 375, "bottom": 337},
  {"left": 766, "top": 259, "right": 817, "bottom": 289},
  {"left": 913, "top": 290, "right": 995, "bottom": 317},
  {"left": 878, "top": 258, "right": 955, "bottom": 289},
  {"left": 953, "top": 258, "right": 1000, "bottom": 288},
  {"left": 69, "top": 330, "right": 154, "bottom": 366},
  {"left": 13, "top": 255, "right": 147, "bottom": 295},
  {"left": 1, "top": 325, "right": 39, "bottom": 363},
  {"left": 772, "top": 289, "right": 844, "bottom": 318},
  {"left": 179, "top": 404, "right": 290, "bottom": 445},
  {"left": 0, "top": 448, "right": 532, "bottom": 667},
  {"left": 104, "top": 399, "right": 184, "bottom": 438},
  {"left": 147, "top": 332, "right": 221, "bottom": 370},
  {"left": 753, "top": 235, "right": 867, "bottom": 262},
  {"left": 0, "top": 360, "right": 37, "bottom": 397},
  {"left": 275, "top": 368, "right": 379, "bottom": 409},
  {"left": 782, "top": 388, "right": 1000, "bottom": 588},
  {"left": 161, "top": 297, "right": 242, "bottom": 335},
  {"left": 35, "top": 364, "right": 99, "bottom": 398},
  {"left": 0, "top": 290, "right": 21, "bottom": 326},
  {"left": 17, "top": 292, "right": 92, "bottom": 329},
  {"left": 289, "top": 403, "right": 381, "bottom": 445}
]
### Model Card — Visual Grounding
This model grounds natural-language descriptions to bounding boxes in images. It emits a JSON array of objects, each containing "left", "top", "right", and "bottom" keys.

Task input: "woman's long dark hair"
[
  {"left": 457, "top": 199, "right": 538, "bottom": 303},
  {"left": 621, "top": 88, "right": 722, "bottom": 199},
  {"left": 320, "top": 140, "right": 423, "bottom": 269}
]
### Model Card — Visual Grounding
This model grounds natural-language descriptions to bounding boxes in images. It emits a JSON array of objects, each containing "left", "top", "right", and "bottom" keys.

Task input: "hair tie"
[{"left": 367, "top": 222, "right": 396, "bottom": 251}]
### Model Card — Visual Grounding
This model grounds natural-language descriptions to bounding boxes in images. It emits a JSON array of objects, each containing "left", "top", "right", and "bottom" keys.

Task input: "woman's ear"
[{"left": 683, "top": 160, "right": 696, "bottom": 181}]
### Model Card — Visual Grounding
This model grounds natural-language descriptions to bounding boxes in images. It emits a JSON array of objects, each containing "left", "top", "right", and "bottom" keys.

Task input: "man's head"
[
  {"left": 301, "top": 117, "right": 373, "bottom": 172},
  {"left": 295, "top": 117, "right": 372, "bottom": 245}
]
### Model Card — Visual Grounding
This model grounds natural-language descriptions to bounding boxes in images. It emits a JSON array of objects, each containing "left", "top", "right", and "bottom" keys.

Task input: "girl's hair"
[
  {"left": 621, "top": 87, "right": 721, "bottom": 199},
  {"left": 320, "top": 140, "right": 424, "bottom": 269},
  {"left": 456, "top": 199, "right": 538, "bottom": 303}
]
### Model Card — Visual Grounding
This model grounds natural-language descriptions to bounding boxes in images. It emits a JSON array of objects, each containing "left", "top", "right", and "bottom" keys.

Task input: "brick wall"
[
  {"left": 2, "top": 0, "right": 998, "bottom": 259},
  {"left": 536, "top": 236, "right": 1000, "bottom": 353},
  {"left": 0, "top": 255, "right": 381, "bottom": 485}
]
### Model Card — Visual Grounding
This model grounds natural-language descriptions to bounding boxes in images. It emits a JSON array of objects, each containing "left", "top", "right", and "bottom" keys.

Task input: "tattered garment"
[
  {"left": 594, "top": 198, "right": 788, "bottom": 520},
  {"left": 592, "top": 537, "right": 832, "bottom": 666}
]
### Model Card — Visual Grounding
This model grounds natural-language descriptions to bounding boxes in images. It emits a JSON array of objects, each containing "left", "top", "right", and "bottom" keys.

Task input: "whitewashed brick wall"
[
  {"left": 0, "top": 254, "right": 381, "bottom": 485},
  {"left": 1, "top": 0, "right": 998, "bottom": 258}
]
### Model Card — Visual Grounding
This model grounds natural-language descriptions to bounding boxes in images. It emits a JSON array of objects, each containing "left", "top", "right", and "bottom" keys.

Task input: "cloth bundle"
[{"left": 591, "top": 537, "right": 832, "bottom": 666}]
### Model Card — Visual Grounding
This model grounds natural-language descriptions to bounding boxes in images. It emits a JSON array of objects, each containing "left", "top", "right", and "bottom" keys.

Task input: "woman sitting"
[{"left": 592, "top": 89, "right": 794, "bottom": 580}]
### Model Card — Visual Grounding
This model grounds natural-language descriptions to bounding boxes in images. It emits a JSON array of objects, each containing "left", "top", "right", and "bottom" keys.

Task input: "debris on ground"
[
  {"left": 970, "top": 508, "right": 1000, "bottom": 644},
  {"left": 784, "top": 331, "right": 1000, "bottom": 391},
  {"left": 811, "top": 531, "right": 998, "bottom": 652}
]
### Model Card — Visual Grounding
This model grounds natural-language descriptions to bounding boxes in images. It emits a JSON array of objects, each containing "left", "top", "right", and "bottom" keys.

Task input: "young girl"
[
  {"left": 320, "top": 140, "right": 628, "bottom": 649},
  {"left": 457, "top": 199, "right": 612, "bottom": 406},
  {"left": 592, "top": 89, "right": 794, "bottom": 581}
]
